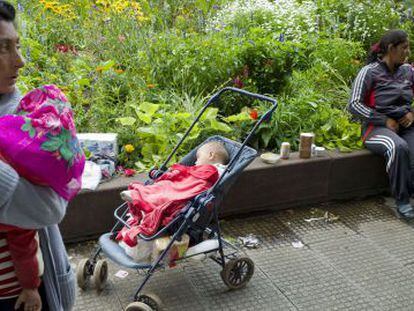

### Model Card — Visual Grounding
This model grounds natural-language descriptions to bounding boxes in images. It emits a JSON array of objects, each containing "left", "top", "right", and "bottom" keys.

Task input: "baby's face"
[{"left": 195, "top": 146, "right": 214, "bottom": 166}]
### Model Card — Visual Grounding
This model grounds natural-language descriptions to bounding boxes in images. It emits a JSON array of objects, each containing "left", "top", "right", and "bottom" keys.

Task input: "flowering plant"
[{"left": 206, "top": 0, "right": 318, "bottom": 42}]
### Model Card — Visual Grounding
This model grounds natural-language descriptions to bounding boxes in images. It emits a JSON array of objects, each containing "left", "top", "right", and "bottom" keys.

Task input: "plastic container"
[
  {"left": 314, "top": 146, "right": 326, "bottom": 157},
  {"left": 119, "top": 238, "right": 153, "bottom": 263},
  {"left": 299, "top": 133, "right": 314, "bottom": 159},
  {"left": 280, "top": 142, "right": 290, "bottom": 159},
  {"left": 152, "top": 234, "right": 190, "bottom": 263},
  {"left": 260, "top": 152, "right": 280, "bottom": 164},
  {"left": 185, "top": 239, "right": 220, "bottom": 260}
]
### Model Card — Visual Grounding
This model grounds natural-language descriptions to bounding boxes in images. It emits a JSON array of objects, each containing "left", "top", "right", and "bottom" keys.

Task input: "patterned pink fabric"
[{"left": 0, "top": 85, "right": 85, "bottom": 201}]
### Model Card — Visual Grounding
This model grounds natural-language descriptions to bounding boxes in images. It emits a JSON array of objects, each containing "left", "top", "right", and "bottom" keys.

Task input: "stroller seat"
[{"left": 99, "top": 233, "right": 152, "bottom": 269}]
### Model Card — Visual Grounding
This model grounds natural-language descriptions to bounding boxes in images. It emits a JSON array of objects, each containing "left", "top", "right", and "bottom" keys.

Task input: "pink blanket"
[
  {"left": 117, "top": 164, "right": 219, "bottom": 246},
  {"left": 0, "top": 85, "right": 85, "bottom": 201}
]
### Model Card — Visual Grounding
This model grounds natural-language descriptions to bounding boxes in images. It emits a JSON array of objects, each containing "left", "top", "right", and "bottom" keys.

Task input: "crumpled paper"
[
  {"left": 304, "top": 208, "right": 340, "bottom": 223},
  {"left": 291, "top": 240, "right": 304, "bottom": 249},
  {"left": 238, "top": 234, "right": 261, "bottom": 249}
]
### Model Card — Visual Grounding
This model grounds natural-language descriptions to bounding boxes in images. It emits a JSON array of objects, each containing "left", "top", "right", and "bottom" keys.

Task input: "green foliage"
[
  {"left": 313, "top": 108, "right": 363, "bottom": 152},
  {"left": 115, "top": 100, "right": 232, "bottom": 169},
  {"left": 309, "top": 38, "right": 365, "bottom": 83},
  {"left": 10, "top": 0, "right": 412, "bottom": 169},
  {"left": 237, "top": 28, "right": 306, "bottom": 94}
]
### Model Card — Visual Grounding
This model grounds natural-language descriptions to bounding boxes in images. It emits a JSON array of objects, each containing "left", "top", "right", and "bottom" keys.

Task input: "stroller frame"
[{"left": 77, "top": 87, "right": 277, "bottom": 310}]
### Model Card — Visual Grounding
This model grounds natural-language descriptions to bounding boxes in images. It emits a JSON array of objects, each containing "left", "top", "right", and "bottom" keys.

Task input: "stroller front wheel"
[
  {"left": 126, "top": 301, "right": 153, "bottom": 311},
  {"left": 92, "top": 259, "right": 108, "bottom": 291},
  {"left": 220, "top": 257, "right": 254, "bottom": 290},
  {"left": 136, "top": 292, "right": 163, "bottom": 311},
  {"left": 76, "top": 258, "right": 92, "bottom": 290}
]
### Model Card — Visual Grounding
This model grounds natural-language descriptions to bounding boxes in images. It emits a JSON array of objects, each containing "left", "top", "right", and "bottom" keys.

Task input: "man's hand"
[
  {"left": 386, "top": 118, "right": 400, "bottom": 132},
  {"left": 15, "top": 288, "right": 42, "bottom": 311},
  {"left": 398, "top": 112, "right": 414, "bottom": 128}
]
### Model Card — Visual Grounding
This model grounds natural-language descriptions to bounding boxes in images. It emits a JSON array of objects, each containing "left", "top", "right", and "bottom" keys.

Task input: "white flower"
[{"left": 205, "top": 0, "right": 318, "bottom": 42}]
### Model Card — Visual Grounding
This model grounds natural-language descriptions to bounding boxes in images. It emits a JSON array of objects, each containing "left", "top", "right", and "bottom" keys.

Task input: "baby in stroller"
[
  {"left": 77, "top": 88, "right": 272, "bottom": 309},
  {"left": 117, "top": 141, "right": 229, "bottom": 262}
]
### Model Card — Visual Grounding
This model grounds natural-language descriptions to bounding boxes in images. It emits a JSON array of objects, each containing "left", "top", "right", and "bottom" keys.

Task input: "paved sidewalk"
[{"left": 68, "top": 197, "right": 414, "bottom": 310}]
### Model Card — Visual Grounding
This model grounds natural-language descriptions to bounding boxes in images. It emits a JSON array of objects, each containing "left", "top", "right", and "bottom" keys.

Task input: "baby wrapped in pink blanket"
[
  {"left": 0, "top": 85, "right": 84, "bottom": 306},
  {"left": 0, "top": 84, "right": 85, "bottom": 200}
]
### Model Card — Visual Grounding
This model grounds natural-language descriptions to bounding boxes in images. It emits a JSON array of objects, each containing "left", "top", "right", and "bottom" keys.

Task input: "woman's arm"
[
  {"left": 0, "top": 160, "right": 67, "bottom": 230},
  {"left": 348, "top": 66, "right": 388, "bottom": 126}
]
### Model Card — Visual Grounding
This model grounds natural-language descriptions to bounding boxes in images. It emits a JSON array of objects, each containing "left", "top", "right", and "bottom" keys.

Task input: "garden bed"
[
  {"left": 16, "top": 0, "right": 414, "bottom": 174},
  {"left": 61, "top": 150, "right": 388, "bottom": 242}
]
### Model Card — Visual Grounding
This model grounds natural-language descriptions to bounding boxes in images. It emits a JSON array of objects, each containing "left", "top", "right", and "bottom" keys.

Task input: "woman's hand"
[
  {"left": 398, "top": 112, "right": 414, "bottom": 128},
  {"left": 386, "top": 118, "right": 399, "bottom": 132}
]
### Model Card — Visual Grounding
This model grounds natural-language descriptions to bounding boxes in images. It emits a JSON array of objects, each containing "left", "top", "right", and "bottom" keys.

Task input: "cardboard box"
[{"left": 77, "top": 133, "right": 118, "bottom": 158}]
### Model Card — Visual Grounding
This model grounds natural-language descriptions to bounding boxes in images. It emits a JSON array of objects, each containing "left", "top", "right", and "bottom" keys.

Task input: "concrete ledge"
[
  {"left": 328, "top": 150, "right": 388, "bottom": 200},
  {"left": 220, "top": 152, "right": 331, "bottom": 216},
  {"left": 61, "top": 150, "right": 389, "bottom": 242}
]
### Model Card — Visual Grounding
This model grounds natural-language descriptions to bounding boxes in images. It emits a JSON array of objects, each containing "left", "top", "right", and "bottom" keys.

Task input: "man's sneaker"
[{"left": 396, "top": 203, "right": 414, "bottom": 220}]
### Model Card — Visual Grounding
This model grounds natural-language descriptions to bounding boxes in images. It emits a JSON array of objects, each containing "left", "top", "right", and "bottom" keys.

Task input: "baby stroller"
[{"left": 76, "top": 87, "right": 278, "bottom": 311}]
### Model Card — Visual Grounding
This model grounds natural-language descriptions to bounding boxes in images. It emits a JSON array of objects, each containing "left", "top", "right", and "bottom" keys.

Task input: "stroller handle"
[
  {"left": 158, "top": 87, "right": 278, "bottom": 171},
  {"left": 211, "top": 87, "right": 277, "bottom": 107}
]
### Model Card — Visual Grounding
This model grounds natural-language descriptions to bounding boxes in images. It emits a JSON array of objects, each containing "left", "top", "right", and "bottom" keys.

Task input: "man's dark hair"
[
  {"left": 366, "top": 29, "right": 408, "bottom": 64},
  {"left": 0, "top": 1, "right": 16, "bottom": 23}
]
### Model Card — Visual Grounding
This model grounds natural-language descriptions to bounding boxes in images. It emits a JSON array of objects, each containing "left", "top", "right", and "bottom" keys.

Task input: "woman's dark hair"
[
  {"left": 366, "top": 29, "right": 408, "bottom": 64},
  {"left": 0, "top": 1, "right": 15, "bottom": 23}
]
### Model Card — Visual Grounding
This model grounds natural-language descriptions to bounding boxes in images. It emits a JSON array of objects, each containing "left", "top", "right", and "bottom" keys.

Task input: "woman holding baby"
[{"left": 0, "top": 2, "right": 78, "bottom": 310}]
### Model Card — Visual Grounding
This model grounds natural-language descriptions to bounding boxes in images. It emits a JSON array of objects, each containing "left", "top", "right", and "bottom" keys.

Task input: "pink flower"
[
  {"left": 43, "top": 85, "right": 68, "bottom": 102},
  {"left": 233, "top": 76, "right": 244, "bottom": 88},
  {"left": 124, "top": 168, "right": 136, "bottom": 177},
  {"left": 30, "top": 105, "right": 62, "bottom": 136},
  {"left": 60, "top": 107, "right": 76, "bottom": 135},
  {"left": 55, "top": 43, "right": 78, "bottom": 55},
  {"left": 18, "top": 89, "right": 47, "bottom": 113}
]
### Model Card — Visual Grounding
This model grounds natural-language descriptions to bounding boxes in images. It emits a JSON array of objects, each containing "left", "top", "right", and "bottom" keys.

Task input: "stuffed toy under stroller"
[{"left": 76, "top": 87, "right": 278, "bottom": 311}]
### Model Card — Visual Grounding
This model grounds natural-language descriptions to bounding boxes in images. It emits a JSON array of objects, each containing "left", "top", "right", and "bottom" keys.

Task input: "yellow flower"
[
  {"left": 39, "top": 0, "right": 76, "bottom": 20},
  {"left": 124, "top": 144, "right": 135, "bottom": 153}
]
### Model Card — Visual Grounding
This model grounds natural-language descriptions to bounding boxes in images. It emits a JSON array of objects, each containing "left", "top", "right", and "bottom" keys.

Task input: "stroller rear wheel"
[
  {"left": 92, "top": 259, "right": 108, "bottom": 291},
  {"left": 76, "top": 258, "right": 92, "bottom": 290},
  {"left": 137, "top": 292, "right": 163, "bottom": 311},
  {"left": 126, "top": 301, "right": 153, "bottom": 311},
  {"left": 220, "top": 257, "right": 254, "bottom": 290}
]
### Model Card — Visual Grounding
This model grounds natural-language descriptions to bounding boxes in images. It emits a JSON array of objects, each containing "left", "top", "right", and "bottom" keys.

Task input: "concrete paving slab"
[
  {"left": 247, "top": 246, "right": 377, "bottom": 311},
  {"left": 68, "top": 197, "right": 414, "bottom": 310},
  {"left": 311, "top": 235, "right": 414, "bottom": 310}
]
